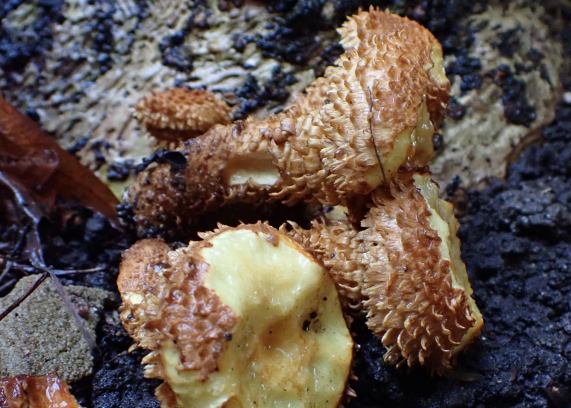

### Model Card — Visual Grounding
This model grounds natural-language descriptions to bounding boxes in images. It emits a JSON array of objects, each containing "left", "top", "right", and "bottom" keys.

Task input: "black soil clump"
[
  {"left": 0, "top": 0, "right": 64, "bottom": 74},
  {"left": 232, "top": 66, "right": 297, "bottom": 119},
  {"left": 349, "top": 102, "right": 571, "bottom": 408},
  {"left": 489, "top": 64, "right": 537, "bottom": 127},
  {"left": 90, "top": 309, "right": 160, "bottom": 408}
]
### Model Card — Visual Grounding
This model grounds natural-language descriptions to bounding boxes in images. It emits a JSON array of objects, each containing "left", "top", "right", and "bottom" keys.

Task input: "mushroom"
[
  {"left": 117, "top": 224, "right": 354, "bottom": 407},
  {"left": 287, "top": 171, "right": 483, "bottom": 373},
  {"left": 134, "top": 88, "right": 232, "bottom": 144},
  {"left": 125, "top": 8, "right": 450, "bottom": 236}
]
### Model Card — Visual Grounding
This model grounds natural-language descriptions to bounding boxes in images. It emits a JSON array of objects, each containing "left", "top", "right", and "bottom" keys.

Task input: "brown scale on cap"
[
  {"left": 125, "top": 8, "right": 450, "bottom": 236},
  {"left": 0, "top": 374, "right": 80, "bottom": 407},
  {"left": 134, "top": 88, "right": 232, "bottom": 144},
  {"left": 118, "top": 223, "right": 353, "bottom": 407},
  {"left": 284, "top": 218, "right": 362, "bottom": 312},
  {"left": 117, "top": 239, "right": 237, "bottom": 382},
  {"left": 286, "top": 171, "right": 483, "bottom": 373}
]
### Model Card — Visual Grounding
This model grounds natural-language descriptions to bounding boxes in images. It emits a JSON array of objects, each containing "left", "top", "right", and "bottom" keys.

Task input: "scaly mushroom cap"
[
  {"left": 118, "top": 224, "right": 353, "bottom": 407},
  {"left": 359, "top": 172, "right": 483, "bottom": 373},
  {"left": 126, "top": 9, "right": 450, "bottom": 236},
  {"left": 0, "top": 374, "right": 80, "bottom": 408},
  {"left": 134, "top": 88, "right": 231, "bottom": 142},
  {"left": 338, "top": 8, "right": 449, "bottom": 129},
  {"left": 276, "top": 7, "right": 450, "bottom": 195},
  {"left": 286, "top": 172, "right": 483, "bottom": 373}
]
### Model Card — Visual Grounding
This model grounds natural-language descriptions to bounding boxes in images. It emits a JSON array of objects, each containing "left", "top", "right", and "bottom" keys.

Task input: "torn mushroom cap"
[
  {"left": 134, "top": 88, "right": 232, "bottom": 142},
  {"left": 118, "top": 224, "right": 353, "bottom": 407},
  {"left": 359, "top": 172, "right": 483, "bottom": 373},
  {"left": 286, "top": 171, "right": 482, "bottom": 373},
  {"left": 0, "top": 374, "right": 80, "bottom": 408},
  {"left": 268, "top": 8, "right": 450, "bottom": 200}
]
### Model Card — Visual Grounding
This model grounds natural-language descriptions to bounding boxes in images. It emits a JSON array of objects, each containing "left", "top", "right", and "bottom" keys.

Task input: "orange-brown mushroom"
[
  {"left": 287, "top": 171, "right": 483, "bottom": 373},
  {"left": 134, "top": 88, "right": 232, "bottom": 144}
]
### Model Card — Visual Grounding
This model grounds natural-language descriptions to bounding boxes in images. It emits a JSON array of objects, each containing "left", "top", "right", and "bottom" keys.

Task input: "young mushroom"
[
  {"left": 125, "top": 8, "right": 450, "bottom": 237},
  {"left": 118, "top": 224, "right": 354, "bottom": 407},
  {"left": 287, "top": 171, "right": 484, "bottom": 373},
  {"left": 134, "top": 88, "right": 232, "bottom": 145}
]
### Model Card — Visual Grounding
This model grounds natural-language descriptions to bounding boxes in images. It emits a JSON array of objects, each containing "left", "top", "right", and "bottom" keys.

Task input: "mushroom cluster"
[{"left": 119, "top": 7, "right": 484, "bottom": 407}]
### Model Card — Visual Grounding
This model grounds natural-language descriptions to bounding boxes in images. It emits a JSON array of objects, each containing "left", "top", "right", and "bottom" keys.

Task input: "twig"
[
  {"left": 0, "top": 221, "right": 32, "bottom": 284},
  {"left": 0, "top": 171, "right": 99, "bottom": 351},
  {"left": 52, "top": 266, "right": 106, "bottom": 275},
  {"left": 1, "top": 259, "right": 105, "bottom": 276},
  {"left": 30, "top": 260, "right": 98, "bottom": 351},
  {"left": 11, "top": 223, "right": 32, "bottom": 256},
  {"left": 0, "top": 278, "right": 17, "bottom": 294},
  {"left": 0, "top": 258, "right": 13, "bottom": 284},
  {"left": 0, "top": 173, "right": 43, "bottom": 225}
]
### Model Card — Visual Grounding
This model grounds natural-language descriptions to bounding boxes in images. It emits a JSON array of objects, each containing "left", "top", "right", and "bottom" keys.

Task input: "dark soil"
[{"left": 1, "top": 1, "right": 571, "bottom": 407}]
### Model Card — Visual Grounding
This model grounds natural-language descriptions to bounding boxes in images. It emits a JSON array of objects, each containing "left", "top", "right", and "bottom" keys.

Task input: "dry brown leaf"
[
  {"left": 0, "top": 374, "right": 80, "bottom": 407},
  {"left": 0, "top": 96, "right": 118, "bottom": 224}
]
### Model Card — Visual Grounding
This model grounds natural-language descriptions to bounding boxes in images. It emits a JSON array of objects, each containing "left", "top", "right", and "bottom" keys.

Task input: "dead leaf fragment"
[{"left": 0, "top": 96, "right": 119, "bottom": 224}]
